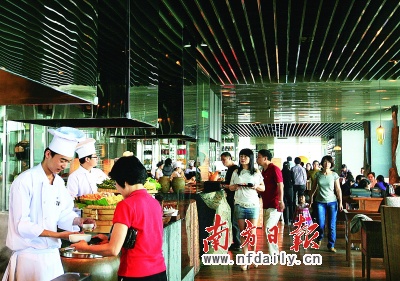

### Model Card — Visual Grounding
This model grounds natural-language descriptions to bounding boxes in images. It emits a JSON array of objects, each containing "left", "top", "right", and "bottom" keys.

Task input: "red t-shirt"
[
  {"left": 113, "top": 189, "right": 166, "bottom": 277},
  {"left": 260, "top": 163, "right": 283, "bottom": 210}
]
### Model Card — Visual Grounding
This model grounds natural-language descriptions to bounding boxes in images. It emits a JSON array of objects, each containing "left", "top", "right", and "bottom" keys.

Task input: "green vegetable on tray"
[
  {"left": 97, "top": 179, "right": 116, "bottom": 189},
  {"left": 82, "top": 197, "right": 109, "bottom": 206},
  {"left": 144, "top": 177, "right": 161, "bottom": 191}
]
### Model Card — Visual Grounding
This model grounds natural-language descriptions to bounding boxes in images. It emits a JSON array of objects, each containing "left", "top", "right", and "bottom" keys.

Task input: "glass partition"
[{"left": 196, "top": 66, "right": 211, "bottom": 181}]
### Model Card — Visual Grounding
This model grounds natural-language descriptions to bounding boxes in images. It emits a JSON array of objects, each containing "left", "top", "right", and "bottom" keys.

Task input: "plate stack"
[{"left": 82, "top": 205, "right": 115, "bottom": 233}]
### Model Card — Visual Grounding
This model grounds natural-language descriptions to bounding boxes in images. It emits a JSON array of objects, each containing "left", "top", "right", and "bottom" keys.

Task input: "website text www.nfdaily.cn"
[{"left": 201, "top": 251, "right": 322, "bottom": 266}]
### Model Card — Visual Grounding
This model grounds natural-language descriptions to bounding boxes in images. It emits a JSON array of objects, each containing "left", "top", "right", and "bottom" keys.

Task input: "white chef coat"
[
  {"left": 3, "top": 164, "right": 79, "bottom": 281},
  {"left": 67, "top": 165, "right": 109, "bottom": 197}
]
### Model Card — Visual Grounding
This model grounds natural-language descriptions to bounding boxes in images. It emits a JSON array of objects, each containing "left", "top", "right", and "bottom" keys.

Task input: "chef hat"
[
  {"left": 173, "top": 161, "right": 182, "bottom": 169},
  {"left": 48, "top": 127, "right": 86, "bottom": 157},
  {"left": 76, "top": 138, "right": 96, "bottom": 159},
  {"left": 122, "top": 151, "right": 134, "bottom": 157}
]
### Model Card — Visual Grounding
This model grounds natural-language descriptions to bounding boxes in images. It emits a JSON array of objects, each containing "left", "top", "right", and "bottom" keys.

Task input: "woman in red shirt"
[{"left": 72, "top": 155, "right": 166, "bottom": 281}]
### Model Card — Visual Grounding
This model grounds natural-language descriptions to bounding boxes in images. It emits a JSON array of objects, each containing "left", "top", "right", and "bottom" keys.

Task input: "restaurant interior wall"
[
  {"left": 370, "top": 120, "right": 392, "bottom": 178},
  {"left": 341, "top": 130, "right": 364, "bottom": 178}
]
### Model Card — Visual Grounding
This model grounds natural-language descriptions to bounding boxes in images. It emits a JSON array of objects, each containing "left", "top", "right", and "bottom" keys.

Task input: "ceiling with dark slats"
[
  {"left": 160, "top": 0, "right": 400, "bottom": 137},
  {"left": 1, "top": 1, "right": 400, "bottom": 138}
]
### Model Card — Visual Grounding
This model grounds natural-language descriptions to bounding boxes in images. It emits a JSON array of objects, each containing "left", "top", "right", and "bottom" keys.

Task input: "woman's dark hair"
[
  {"left": 367, "top": 172, "right": 375, "bottom": 177},
  {"left": 376, "top": 175, "right": 385, "bottom": 182},
  {"left": 320, "top": 155, "right": 334, "bottom": 167},
  {"left": 164, "top": 158, "right": 172, "bottom": 166},
  {"left": 359, "top": 178, "right": 371, "bottom": 189},
  {"left": 282, "top": 162, "right": 290, "bottom": 171},
  {"left": 156, "top": 160, "right": 164, "bottom": 168},
  {"left": 237, "top": 148, "right": 256, "bottom": 175},
  {"left": 109, "top": 156, "right": 147, "bottom": 188}
]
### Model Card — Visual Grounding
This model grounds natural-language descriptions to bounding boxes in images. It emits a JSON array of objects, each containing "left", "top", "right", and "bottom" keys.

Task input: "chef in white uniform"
[
  {"left": 2, "top": 127, "right": 96, "bottom": 281},
  {"left": 67, "top": 138, "right": 109, "bottom": 197}
]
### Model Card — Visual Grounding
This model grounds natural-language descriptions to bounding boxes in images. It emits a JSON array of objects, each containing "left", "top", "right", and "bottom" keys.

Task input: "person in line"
[
  {"left": 291, "top": 157, "right": 307, "bottom": 214},
  {"left": 281, "top": 162, "right": 294, "bottom": 225},
  {"left": 3, "top": 127, "right": 95, "bottom": 281},
  {"left": 308, "top": 160, "right": 320, "bottom": 185},
  {"left": 67, "top": 138, "right": 109, "bottom": 197},
  {"left": 305, "top": 162, "right": 312, "bottom": 177},
  {"left": 367, "top": 172, "right": 377, "bottom": 188},
  {"left": 72, "top": 155, "right": 167, "bottom": 280},
  {"left": 162, "top": 158, "right": 173, "bottom": 177},
  {"left": 154, "top": 160, "right": 164, "bottom": 180},
  {"left": 311, "top": 155, "right": 343, "bottom": 253},
  {"left": 287, "top": 156, "right": 295, "bottom": 169},
  {"left": 220, "top": 152, "right": 240, "bottom": 251},
  {"left": 257, "top": 149, "right": 284, "bottom": 257},
  {"left": 170, "top": 161, "right": 185, "bottom": 179},
  {"left": 307, "top": 160, "right": 320, "bottom": 222},
  {"left": 184, "top": 160, "right": 196, "bottom": 181},
  {"left": 228, "top": 149, "right": 264, "bottom": 270}
]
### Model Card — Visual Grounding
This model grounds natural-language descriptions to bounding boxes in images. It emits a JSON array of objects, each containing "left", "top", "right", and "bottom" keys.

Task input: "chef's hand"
[
  {"left": 71, "top": 240, "right": 88, "bottom": 252},
  {"left": 58, "top": 231, "right": 80, "bottom": 240},
  {"left": 73, "top": 217, "right": 97, "bottom": 230}
]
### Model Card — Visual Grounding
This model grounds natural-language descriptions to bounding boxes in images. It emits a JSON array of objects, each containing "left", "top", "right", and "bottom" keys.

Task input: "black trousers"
[
  {"left": 292, "top": 184, "right": 306, "bottom": 212},
  {"left": 226, "top": 190, "right": 241, "bottom": 247},
  {"left": 283, "top": 188, "right": 294, "bottom": 224}
]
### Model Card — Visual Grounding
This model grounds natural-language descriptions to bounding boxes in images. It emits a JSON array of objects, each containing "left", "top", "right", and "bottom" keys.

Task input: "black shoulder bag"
[{"left": 110, "top": 225, "right": 138, "bottom": 249}]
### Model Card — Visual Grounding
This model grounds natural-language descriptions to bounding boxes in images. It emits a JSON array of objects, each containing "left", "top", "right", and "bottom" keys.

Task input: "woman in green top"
[{"left": 310, "top": 155, "right": 343, "bottom": 253}]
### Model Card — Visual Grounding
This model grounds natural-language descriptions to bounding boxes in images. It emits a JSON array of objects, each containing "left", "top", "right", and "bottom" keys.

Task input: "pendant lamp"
[{"left": 376, "top": 82, "right": 385, "bottom": 145}]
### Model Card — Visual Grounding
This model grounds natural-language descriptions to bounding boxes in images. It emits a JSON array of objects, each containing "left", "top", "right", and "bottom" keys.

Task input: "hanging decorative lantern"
[
  {"left": 376, "top": 125, "right": 385, "bottom": 145},
  {"left": 376, "top": 80, "right": 385, "bottom": 145}
]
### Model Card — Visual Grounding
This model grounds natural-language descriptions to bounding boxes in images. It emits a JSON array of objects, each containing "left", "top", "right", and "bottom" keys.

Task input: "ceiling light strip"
[
  {"left": 180, "top": 0, "right": 234, "bottom": 84},
  {"left": 334, "top": 0, "right": 372, "bottom": 80},
  {"left": 285, "top": 0, "right": 291, "bottom": 83},
  {"left": 363, "top": 35, "right": 400, "bottom": 80},
  {"left": 241, "top": 0, "right": 263, "bottom": 84},
  {"left": 305, "top": 0, "right": 329, "bottom": 81},
  {"left": 272, "top": 0, "right": 280, "bottom": 83},
  {"left": 320, "top": 0, "right": 355, "bottom": 81},
  {"left": 224, "top": 0, "right": 254, "bottom": 84},
  {"left": 293, "top": 0, "right": 307, "bottom": 83},
  {"left": 354, "top": 3, "right": 400, "bottom": 80},
  {"left": 344, "top": 1, "right": 388, "bottom": 81},
  {"left": 196, "top": 0, "right": 239, "bottom": 84},
  {"left": 257, "top": 0, "right": 272, "bottom": 83},
  {"left": 209, "top": 0, "right": 242, "bottom": 84}
]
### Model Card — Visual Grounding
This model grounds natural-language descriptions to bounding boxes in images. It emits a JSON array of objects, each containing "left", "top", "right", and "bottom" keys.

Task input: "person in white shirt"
[
  {"left": 228, "top": 148, "right": 265, "bottom": 270},
  {"left": 67, "top": 138, "right": 109, "bottom": 197},
  {"left": 3, "top": 127, "right": 95, "bottom": 281}
]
